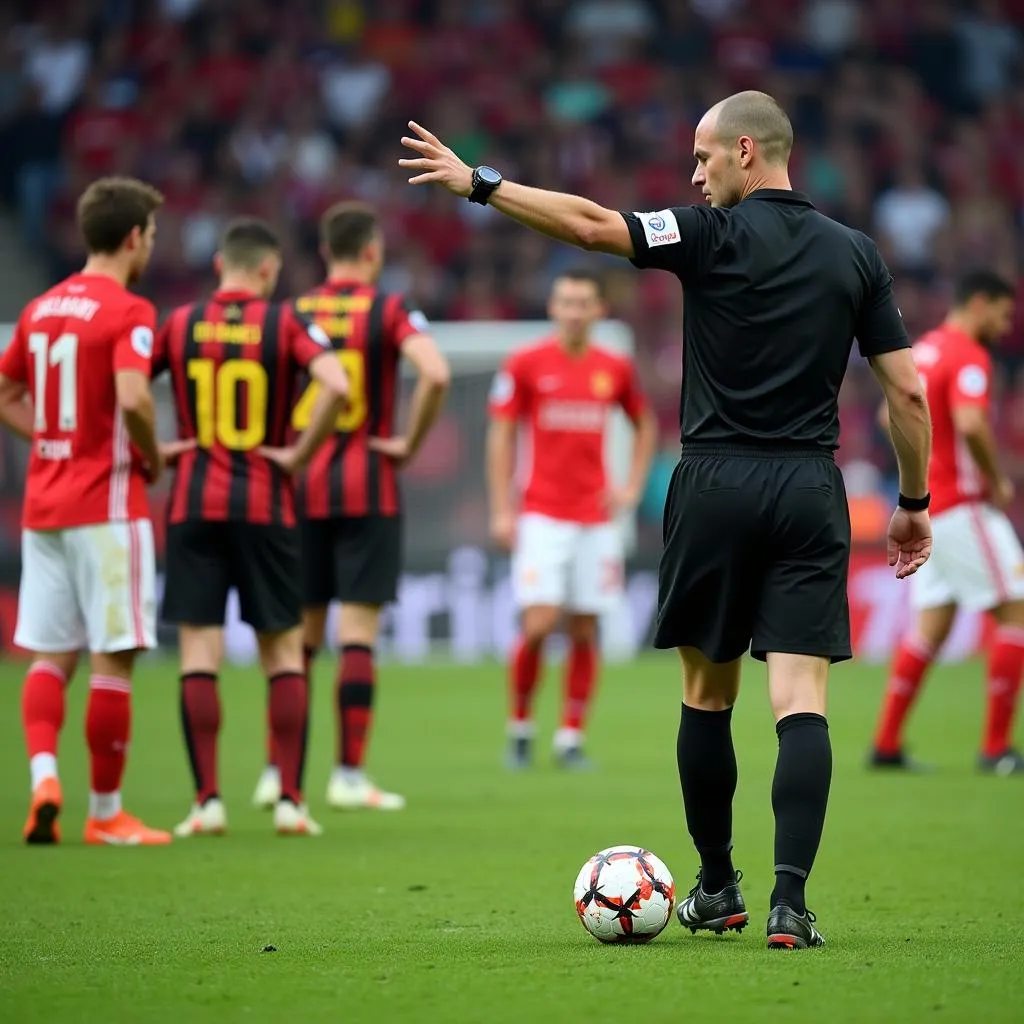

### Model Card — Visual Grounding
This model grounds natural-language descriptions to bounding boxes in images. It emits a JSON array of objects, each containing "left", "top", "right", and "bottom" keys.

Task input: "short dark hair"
[
  {"left": 320, "top": 201, "right": 379, "bottom": 260},
  {"left": 954, "top": 269, "right": 1015, "bottom": 306},
  {"left": 218, "top": 217, "right": 281, "bottom": 270},
  {"left": 76, "top": 176, "right": 164, "bottom": 255},
  {"left": 552, "top": 267, "right": 606, "bottom": 300},
  {"left": 713, "top": 90, "right": 793, "bottom": 165}
]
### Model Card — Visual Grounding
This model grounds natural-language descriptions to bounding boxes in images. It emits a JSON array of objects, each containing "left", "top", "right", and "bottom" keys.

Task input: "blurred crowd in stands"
[{"left": 0, "top": 0, "right": 1021, "bottom": 536}]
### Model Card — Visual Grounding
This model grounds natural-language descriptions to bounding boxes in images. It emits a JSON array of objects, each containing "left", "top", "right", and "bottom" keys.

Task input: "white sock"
[
  {"left": 553, "top": 727, "right": 583, "bottom": 753},
  {"left": 507, "top": 719, "right": 535, "bottom": 740},
  {"left": 336, "top": 766, "right": 365, "bottom": 785},
  {"left": 89, "top": 791, "right": 122, "bottom": 821},
  {"left": 263, "top": 766, "right": 280, "bottom": 782},
  {"left": 29, "top": 753, "right": 58, "bottom": 791}
]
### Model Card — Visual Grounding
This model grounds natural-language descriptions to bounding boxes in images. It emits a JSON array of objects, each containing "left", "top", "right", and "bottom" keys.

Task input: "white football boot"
[
  {"left": 173, "top": 798, "right": 227, "bottom": 837},
  {"left": 326, "top": 768, "right": 406, "bottom": 810},
  {"left": 251, "top": 766, "right": 281, "bottom": 809},
  {"left": 274, "top": 800, "right": 323, "bottom": 836}
]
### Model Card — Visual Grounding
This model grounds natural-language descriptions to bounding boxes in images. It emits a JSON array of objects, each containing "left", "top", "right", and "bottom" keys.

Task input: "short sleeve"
[
  {"left": 948, "top": 349, "right": 991, "bottom": 409},
  {"left": 617, "top": 359, "right": 648, "bottom": 423},
  {"left": 387, "top": 294, "right": 431, "bottom": 350},
  {"left": 620, "top": 205, "right": 722, "bottom": 281},
  {"left": 855, "top": 248, "right": 910, "bottom": 358},
  {"left": 488, "top": 354, "right": 526, "bottom": 420},
  {"left": 113, "top": 299, "right": 157, "bottom": 375},
  {"left": 0, "top": 321, "right": 28, "bottom": 382},
  {"left": 286, "top": 304, "right": 333, "bottom": 368}
]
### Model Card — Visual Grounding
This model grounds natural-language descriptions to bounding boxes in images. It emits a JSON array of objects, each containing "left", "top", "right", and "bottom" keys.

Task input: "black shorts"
[
  {"left": 654, "top": 445, "right": 852, "bottom": 663},
  {"left": 301, "top": 515, "right": 402, "bottom": 607},
  {"left": 162, "top": 521, "right": 302, "bottom": 633}
]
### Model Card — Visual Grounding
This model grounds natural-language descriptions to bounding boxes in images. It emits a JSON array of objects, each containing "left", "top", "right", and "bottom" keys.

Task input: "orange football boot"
[
  {"left": 23, "top": 777, "right": 62, "bottom": 845},
  {"left": 83, "top": 810, "right": 172, "bottom": 846}
]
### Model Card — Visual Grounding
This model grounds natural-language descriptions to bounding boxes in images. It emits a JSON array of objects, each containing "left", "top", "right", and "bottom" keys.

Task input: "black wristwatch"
[
  {"left": 468, "top": 165, "right": 502, "bottom": 205},
  {"left": 898, "top": 492, "right": 931, "bottom": 511}
]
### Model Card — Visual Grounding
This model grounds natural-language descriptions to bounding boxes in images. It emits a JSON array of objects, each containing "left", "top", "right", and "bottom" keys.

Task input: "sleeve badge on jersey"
[
  {"left": 957, "top": 364, "right": 988, "bottom": 397},
  {"left": 408, "top": 309, "right": 430, "bottom": 333},
  {"left": 130, "top": 325, "right": 154, "bottom": 358},
  {"left": 633, "top": 209, "right": 680, "bottom": 248},
  {"left": 490, "top": 370, "right": 514, "bottom": 404},
  {"left": 306, "top": 323, "right": 332, "bottom": 349}
]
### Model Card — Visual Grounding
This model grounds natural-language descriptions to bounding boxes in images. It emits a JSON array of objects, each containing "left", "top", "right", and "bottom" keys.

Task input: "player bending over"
[
  {"left": 871, "top": 270, "right": 1023, "bottom": 774},
  {"left": 487, "top": 269, "right": 656, "bottom": 769},
  {"left": 155, "top": 218, "right": 349, "bottom": 837},
  {"left": 251, "top": 202, "right": 449, "bottom": 812},
  {"left": 0, "top": 177, "right": 187, "bottom": 845}
]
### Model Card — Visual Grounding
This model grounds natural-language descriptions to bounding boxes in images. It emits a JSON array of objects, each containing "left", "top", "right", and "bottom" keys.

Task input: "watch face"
[{"left": 476, "top": 166, "right": 501, "bottom": 186}]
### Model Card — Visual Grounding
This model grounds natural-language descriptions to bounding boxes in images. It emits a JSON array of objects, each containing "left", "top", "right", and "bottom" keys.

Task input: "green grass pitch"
[{"left": 0, "top": 653, "right": 1021, "bottom": 1023}]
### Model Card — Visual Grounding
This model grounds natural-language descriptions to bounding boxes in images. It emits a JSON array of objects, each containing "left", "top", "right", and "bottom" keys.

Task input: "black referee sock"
[
  {"left": 677, "top": 703, "right": 737, "bottom": 894},
  {"left": 771, "top": 713, "right": 832, "bottom": 916}
]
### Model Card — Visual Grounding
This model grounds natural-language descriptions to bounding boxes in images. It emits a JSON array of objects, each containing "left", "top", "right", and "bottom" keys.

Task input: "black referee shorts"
[
  {"left": 162, "top": 521, "right": 302, "bottom": 633},
  {"left": 654, "top": 445, "right": 852, "bottom": 663},
  {"left": 301, "top": 515, "right": 403, "bottom": 608}
]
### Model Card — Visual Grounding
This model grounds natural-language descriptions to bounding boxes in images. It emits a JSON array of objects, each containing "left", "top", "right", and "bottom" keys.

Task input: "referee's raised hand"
[
  {"left": 400, "top": 122, "right": 472, "bottom": 196},
  {"left": 887, "top": 507, "right": 933, "bottom": 579}
]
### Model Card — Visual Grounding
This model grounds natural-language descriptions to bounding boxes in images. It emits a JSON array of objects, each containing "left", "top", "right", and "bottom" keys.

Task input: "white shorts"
[
  {"left": 910, "top": 503, "right": 1024, "bottom": 612},
  {"left": 15, "top": 520, "right": 157, "bottom": 654},
  {"left": 512, "top": 512, "right": 623, "bottom": 615}
]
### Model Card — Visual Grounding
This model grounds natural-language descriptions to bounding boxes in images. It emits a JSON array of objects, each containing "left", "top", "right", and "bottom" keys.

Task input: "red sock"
[
  {"left": 268, "top": 646, "right": 316, "bottom": 769},
  {"left": 561, "top": 640, "right": 598, "bottom": 731},
  {"left": 86, "top": 676, "right": 131, "bottom": 795},
  {"left": 180, "top": 673, "right": 221, "bottom": 803},
  {"left": 874, "top": 636, "right": 934, "bottom": 755},
  {"left": 337, "top": 644, "right": 374, "bottom": 768},
  {"left": 510, "top": 637, "right": 543, "bottom": 722},
  {"left": 983, "top": 627, "right": 1024, "bottom": 758},
  {"left": 270, "top": 672, "right": 308, "bottom": 802},
  {"left": 22, "top": 661, "right": 67, "bottom": 760}
]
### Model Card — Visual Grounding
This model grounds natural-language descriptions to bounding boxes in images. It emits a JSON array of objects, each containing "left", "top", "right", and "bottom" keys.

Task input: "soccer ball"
[{"left": 573, "top": 846, "right": 676, "bottom": 943}]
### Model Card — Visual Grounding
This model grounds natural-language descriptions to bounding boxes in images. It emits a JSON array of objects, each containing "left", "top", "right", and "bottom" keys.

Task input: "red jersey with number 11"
[
  {"left": 488, "top": 338, "right": 648, "bottom": 524},
  {"left": 911, "top": 322, "right": 992, "bottom": 516},
  {"left": 0, "top": 273, "right": 155, "bottom": 530}
]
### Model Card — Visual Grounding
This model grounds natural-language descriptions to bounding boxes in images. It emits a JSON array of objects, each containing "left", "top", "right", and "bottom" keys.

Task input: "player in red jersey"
[
  {"left": 487, "top": 269, "right": 657, "bottom": 768},
  {"left": 153, "top": 219, "right": 350, "bottom": 837},
  {"left": 251, "top": 201, "right": 449, "bottom": 813},
  {"left": 0, "top": 177, "right": 182, "bottom": 845},
  {"left": 871, "top": 270, "right": 1024, "bottom": 774}
]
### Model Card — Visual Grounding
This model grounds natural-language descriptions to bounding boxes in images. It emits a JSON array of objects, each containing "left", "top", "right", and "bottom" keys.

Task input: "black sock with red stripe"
[
  {"left": 677, "top": 703, "right": 737, "bottom": 894},
  {"left": 269, "top": 672, "right": 308, "bottom": 804},
  {"left": 337, "top": 644, "right": 374, "bottom": 768},
  {"left": 771, "top": 713, "right": 832, "bottom": 915},
  {"left": 180, "top": 673, "right": 221, "bottom": 804}
]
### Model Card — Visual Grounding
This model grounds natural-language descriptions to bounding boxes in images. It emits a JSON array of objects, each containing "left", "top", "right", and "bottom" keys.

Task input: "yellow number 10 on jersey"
[
  {"left": 187, "top": 358, "right": 269, "bottom": 451},
  {"left": 292, "top": 349, "right": 367, "bottom": 432}
]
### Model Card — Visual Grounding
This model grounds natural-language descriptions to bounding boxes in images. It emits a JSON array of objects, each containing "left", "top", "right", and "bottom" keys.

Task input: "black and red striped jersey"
[
  {"left": 153, "top": 289, "right": 331, "bottom": 526},
  {"left": 294, "top": 279, "right": 426, "bottom": 519}
]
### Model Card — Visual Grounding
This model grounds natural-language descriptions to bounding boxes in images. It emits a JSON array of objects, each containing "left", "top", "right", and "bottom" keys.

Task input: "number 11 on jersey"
[{"left": 28, "top": 331, "right": 78, "bottom": 431}]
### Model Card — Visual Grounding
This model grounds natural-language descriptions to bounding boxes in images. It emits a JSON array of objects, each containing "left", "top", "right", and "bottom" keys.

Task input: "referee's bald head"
[{"left": 692, "top": 91, "right": 794, "bottom": 208}]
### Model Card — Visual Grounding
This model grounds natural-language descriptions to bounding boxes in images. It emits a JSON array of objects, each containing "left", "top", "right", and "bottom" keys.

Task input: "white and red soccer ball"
[{"left": 573, "top": 846, "right": 676, "bottom": 943}]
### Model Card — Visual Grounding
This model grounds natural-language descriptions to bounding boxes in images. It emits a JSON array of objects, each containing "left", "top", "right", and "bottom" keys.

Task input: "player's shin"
[
  {"left": 983, "top": 625, "right": 1024, "bottom": 759},
  {"left": 180, "top": 673, "right": 221, "bottom": 802},
  {"left": 337, "top": 644, "right": 374, "bottom": 769},
  {"left": 557, "top": 638, "right": 597, "bottom": 750},
  {"left": 770, "top": 713, "right": 832, "bottom": 916},
  {"left": 269, "top": 672, "right": 308, "bottom": 804},
  {"left": 86, "top": 675, "right": 132, "bottom": 820},
  {"left": 873, "top": 635, "right": 935, "bottom": 757},
  {"left": 22, "top": 660, "right": 68, "bottom": 787}
]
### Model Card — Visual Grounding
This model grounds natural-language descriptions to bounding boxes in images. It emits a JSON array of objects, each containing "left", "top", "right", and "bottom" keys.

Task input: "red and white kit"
[
  {"left": 0, "top": 273, "right": 157, "bottom": 653},
  {"left": 909, "top": 323, "right": 1024, "bottom": 611},
  {"left": 488, "top": 338, "right": 647, "bottom": 614}
]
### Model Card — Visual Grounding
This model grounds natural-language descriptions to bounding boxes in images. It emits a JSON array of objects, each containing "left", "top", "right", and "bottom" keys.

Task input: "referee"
[{"left": 401, "top": 90, "right": 933, "bottom": 949}]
